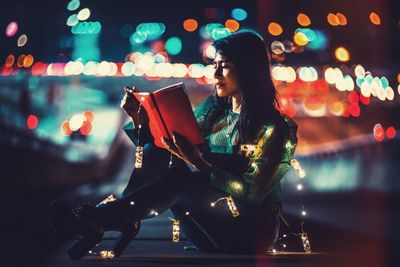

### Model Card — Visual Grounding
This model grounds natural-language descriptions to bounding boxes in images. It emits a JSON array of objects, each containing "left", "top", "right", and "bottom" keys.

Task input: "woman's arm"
[
  {"left": 121, "top": 87, "right": 153, "bottom": 146},
  {"left": 207, "top": 119, "right": 298, "bottom": 204},
  {"left": 123, "top": 121, "right": 154, "bottom": 146}
]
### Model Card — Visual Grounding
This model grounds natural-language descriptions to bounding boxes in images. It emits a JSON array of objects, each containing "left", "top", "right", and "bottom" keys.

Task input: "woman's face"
[{"left": 213, "top": 52, "right": 242, "bottom": 98}]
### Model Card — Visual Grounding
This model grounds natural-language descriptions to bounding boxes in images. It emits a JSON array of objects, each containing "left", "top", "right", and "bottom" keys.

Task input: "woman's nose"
[{"left": 214, "top": 66, "right": 222, "bottom": 79}]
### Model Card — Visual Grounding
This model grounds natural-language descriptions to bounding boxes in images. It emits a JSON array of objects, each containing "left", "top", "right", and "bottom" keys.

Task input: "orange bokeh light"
[
  {"left": 335, "top": 47, "right": 350, "bottom": 62},
  {"left": 369, "top": 12, "right": 381, "bottom": 25},
  {"left": 5, "top": 54, "right": 15, "bottom": 68},
  {"left": 327, "top": 13, "right": 339, "bottom": 26},
  {"left": 183, "top": 19, "right": 198, "bottom": 32},
  {"left": 61, "top": 120, "right": 73, "bottom": 136},
  {"left": 23, "top": 54, "right": 34, "bottom": 68},
  {"left": 336, "top": 13, "right": 347, "bottom": 25},
  {"left": 225, "top": 19, "right": 240, "bottom": 32},
  {"left": 83, "top": 111, "right": 95, "bottom": 122},
  {"left": 329, "top": 101, "right": 344, "bottom": 116},
  {"left": 297, "top": 13, "right": 311, "bottom": 27},
  {"left": 268, "top": 22, "right": 283, "bottom": 36},
  {"left": 397, "top": 73, "right": 400, "bottom": 83},
  {"left": 294, "top": 32, "right": 308, "bottom": 46}
]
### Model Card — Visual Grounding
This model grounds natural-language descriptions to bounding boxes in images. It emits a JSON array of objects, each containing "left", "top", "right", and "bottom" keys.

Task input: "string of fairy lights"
[
  {"left": 90, "top": 127, "right": 310, "bottom": 259},
  {"left": 273, "top": 159, "right": 312, "bottom": 254},
  {"left": 3, "top": 0, "right": 397, "bottom": 259},
  {"left": 90, "top": 92, "right": 311, "bottom": 258}
]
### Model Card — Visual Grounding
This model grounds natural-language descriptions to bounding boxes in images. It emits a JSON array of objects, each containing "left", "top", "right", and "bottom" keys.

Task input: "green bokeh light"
[
  {"left": 66, "top": 14, "right": 79, "bottom": 27},
  {"left": 211, "top": 28, "right": 232, "bottom": 40},
  {"left": 130, "top": 31, "right": 147, "bottom": 44},
  {"left": 71, "top": 22, "right": 101, "bottom": 34},
  {"left": 67, "top": 0, "right": 80, "bottom": 11},
  {"left": 165, "top": 37, "right": 182, "bottom": 55},
  {"left": 205, "top": 23, "right": 224, "bottom": 37},
  {"left": 231, "top": 8, "right": 247, "bottom": 21}
]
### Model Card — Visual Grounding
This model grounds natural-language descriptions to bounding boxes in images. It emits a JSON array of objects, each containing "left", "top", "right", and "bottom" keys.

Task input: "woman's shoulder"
[{"left": 194, "top": 95, "right": 219, "bottom": 118}]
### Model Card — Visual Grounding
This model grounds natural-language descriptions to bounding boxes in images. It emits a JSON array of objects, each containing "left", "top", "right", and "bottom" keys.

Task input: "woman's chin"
[{"left": 216, "top": 88, "right": 226, "bottom": 97}]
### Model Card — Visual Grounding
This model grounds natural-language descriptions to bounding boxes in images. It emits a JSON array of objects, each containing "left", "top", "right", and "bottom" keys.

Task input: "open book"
[{"left": 132, "top": 82, "right": 205, "bottom": 148}]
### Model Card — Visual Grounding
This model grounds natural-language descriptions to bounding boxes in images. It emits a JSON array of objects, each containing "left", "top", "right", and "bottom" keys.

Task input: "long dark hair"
[{"left": 212, "top": 31, "right": 280, "bottom": 143}]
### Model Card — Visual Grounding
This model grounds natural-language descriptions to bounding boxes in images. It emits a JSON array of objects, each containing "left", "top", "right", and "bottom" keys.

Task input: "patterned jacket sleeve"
[{"left": 209, "top": 116, "right": 298, "bottom": 204}]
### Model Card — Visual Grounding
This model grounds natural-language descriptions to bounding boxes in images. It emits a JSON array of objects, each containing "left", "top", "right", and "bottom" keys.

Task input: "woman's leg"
[
  {"left": 121, "top": 143, "right": 171, "bottom": 196},
  {"left": 171, "top": 181, "right": 280, "bottom": 254},
  {"left": 93, "top": 163, "right": 203, "bottom": 227}
]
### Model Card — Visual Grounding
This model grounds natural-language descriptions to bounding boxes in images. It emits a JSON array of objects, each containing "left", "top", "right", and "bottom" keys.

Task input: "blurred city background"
[{"left": 1, "top": 0, "right": 399, "bottom": 266}]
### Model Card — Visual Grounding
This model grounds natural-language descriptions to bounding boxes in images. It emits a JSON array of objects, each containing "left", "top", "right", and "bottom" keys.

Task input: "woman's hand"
[
  {"left": 120, "top": 86, "right": 149, "bottom": 128},
  {"left": 162, "top": 132, "right": 211, "bottom": 174}
]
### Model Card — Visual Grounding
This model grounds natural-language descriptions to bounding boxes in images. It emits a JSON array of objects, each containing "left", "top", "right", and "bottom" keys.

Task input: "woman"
[{"left": 49, "top": 31, "right": 298, "bottom": 259}]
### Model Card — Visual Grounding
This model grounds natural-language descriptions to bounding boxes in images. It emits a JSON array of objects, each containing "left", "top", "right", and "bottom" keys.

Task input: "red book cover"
[{"left": 132, "top": 83, "right": 205, "bottom": 148}]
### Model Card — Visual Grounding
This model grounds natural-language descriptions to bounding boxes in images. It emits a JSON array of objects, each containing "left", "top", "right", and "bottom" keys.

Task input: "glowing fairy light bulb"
[
  {"left": 135, "top": 146, "right": 143, "bottom": 168},
  {"left": 172, "top": 219, "right": 180, "bottom": 242},
  {"left": 130, "top": 201, "right": 135, "bottom": 205},
  {"left": 100, "top": 250, "right": 115, "bottom": 258},
  {"left": 240, "top": 144, "right": 256, "bottom": 157},
  {"left": 301, "top": 210, "right": 307, "bottom": 216},
  {"left": 185, "top": 211, "right": 190, "bottom": 215},
  {"left": 225, "top": 196, "right": 240, "bottom": 217},
  {"left": 297, "top": 184, "right": 303, "bottom": 191},
  {"left": 97, "top": 194, "right": 117, "bottom": 206},
  {"left": 134, "top": 101, "right": 144, "bottom": 169},
  {"left": 211, "top": 196, "right": 239, "bottom": 217},
  {"left": 152, "top": 210, "right": 159, "bottom": 216},
  {"left": 301, "top": 232, "right": 311, "bottom": 253},
  {"left": 291, "top": 159, "right": 306, "bottom": 178}
]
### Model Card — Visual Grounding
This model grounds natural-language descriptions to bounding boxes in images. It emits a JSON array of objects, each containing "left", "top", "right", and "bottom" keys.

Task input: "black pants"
[{"left": 109, "top": 144, "right": 280, "bottom": 254}]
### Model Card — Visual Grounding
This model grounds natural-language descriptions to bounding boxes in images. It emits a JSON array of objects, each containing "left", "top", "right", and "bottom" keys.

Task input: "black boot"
[
  {"left": 48, "top": 200, "right": 140, "bottom": 259},
  {"left": 48, "top": 200, "right": 104, "bottom": 260},
  {"left": 74, "top": 202, "right": 141, "bottom": 258}
]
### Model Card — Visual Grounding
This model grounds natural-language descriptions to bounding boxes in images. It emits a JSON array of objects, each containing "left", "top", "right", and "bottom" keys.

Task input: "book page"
[
  {"left": 132, "top": 92, "right": 169, "bottom": 147},
  {"left": 152, "top": 83, "right": 205, "bottom": 147}
]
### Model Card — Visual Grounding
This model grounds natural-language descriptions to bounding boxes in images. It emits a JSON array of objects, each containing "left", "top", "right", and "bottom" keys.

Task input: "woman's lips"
[{"left": 216, "top": 81, "right": 224, "bottom": 88}]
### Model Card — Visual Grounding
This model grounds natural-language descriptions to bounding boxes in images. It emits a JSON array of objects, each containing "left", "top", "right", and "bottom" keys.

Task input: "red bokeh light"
[
  {"left": 374, "top": 126, "right": 385, "bottom": 142},
  {"left": 80, "top": 121, "right": 93, "bottom": 136},
  {"left": 27, "top": 115, "right": 38, "bottom": 129},
  {"left": 359, "top": 94, "right": 370, "bottom": 105},
  {"left": 347, "top": 91, "right": 359, "bottom": 104},
  {"left": 31, "top": 62, "right": 47, "bottom": 76},
  {"left": 386, "top": 127, "right": 396, "bottom": 139},
  {"left": 349, "top": 103, "right": 360, "bottom": 117}
]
